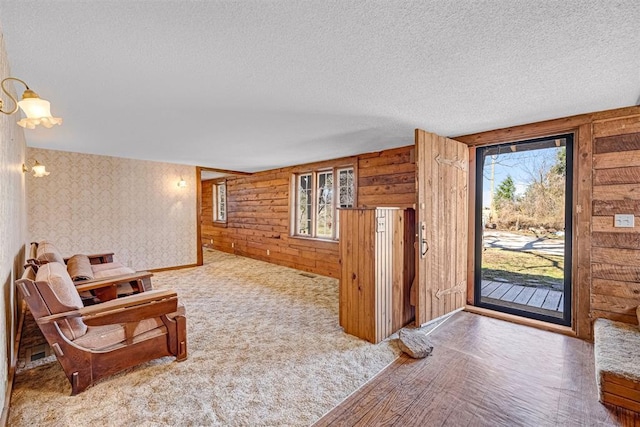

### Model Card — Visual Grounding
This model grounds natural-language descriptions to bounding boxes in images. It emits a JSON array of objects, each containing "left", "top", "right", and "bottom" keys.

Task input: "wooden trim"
[
  {"left": 196, "top": 167, "right": 203, "bottom": 266},
  {"left": 287, "top": 155, "right": 358, "bottom": 174},
  {"left": 466, "top": 146, "right": 477, "bottom": 306},
  {"left": 149, "top": 263, "right": 199, "bottom": 273},
  {"left": 199, "top": 166, "right": 252, "bottom": 176},
  {"left": 464, "top": 305, "right": 577, "bottom": 338},
  {"left": 455, "top": 106, "right": 640, "bottom": 147},
  {"left": 212, "top": 179, "right": 228, "bottom": 225},
  {"left": 456, "top": 116, "right": 590, "bottom": 147},
  {"left": 591, "top": 106, "right": 640, "bottom": 121},
  {"left": 460, "top": 122, "right": 590, "bottom": 338},
  {"left": 574, "top": 123, "right": 593, "bottom": 339}
]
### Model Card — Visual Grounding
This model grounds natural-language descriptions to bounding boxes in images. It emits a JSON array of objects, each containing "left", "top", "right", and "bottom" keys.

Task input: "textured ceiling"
[{"left": 1, "top": 1, "right": 639, "bottom": 172}]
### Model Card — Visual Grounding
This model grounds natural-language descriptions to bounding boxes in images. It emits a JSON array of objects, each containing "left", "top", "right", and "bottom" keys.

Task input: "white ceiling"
[{"left": 1, "top": 1, "right": 639, "bottom": 172}]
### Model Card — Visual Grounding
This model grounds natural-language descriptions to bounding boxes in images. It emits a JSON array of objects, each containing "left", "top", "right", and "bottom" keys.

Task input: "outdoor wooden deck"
[{"left": 481, "top": 279, "right": 564, "bottom": 315}]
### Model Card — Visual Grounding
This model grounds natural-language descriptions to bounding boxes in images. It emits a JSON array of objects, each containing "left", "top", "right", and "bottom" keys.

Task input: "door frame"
[
  {"left": 472, "top": 134, "right": 574, "bottom": 326},
  {"left": 195, "top": 166, "right": 252, "bottom": 266},
  {"left": 461, "top": 122, "right": 590, "bottom": 338}
]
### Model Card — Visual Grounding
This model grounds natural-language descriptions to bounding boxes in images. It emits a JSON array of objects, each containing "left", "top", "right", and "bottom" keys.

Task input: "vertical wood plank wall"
[
  {"left": 339, "top": 208, "right": 412, "bottom": 343},
  {"left": 458, "top": 106, "right": 640, "bottom": 339},
  {"left": 201, "top": 146, "right": 415, "bottom": 278}
]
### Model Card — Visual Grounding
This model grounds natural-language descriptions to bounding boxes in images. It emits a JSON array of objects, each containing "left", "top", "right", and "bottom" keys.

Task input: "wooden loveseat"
[{"left": 27, "top": 240, "right": 152, "bottom": 303}]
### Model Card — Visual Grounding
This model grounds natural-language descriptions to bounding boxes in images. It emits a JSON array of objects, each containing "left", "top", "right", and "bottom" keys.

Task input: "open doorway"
[
  {"left": 474, "top": 134, "right": 573, "bottom": 326},
  {"left": 196, "top": 167, "right": 251, "bottom": 265}
]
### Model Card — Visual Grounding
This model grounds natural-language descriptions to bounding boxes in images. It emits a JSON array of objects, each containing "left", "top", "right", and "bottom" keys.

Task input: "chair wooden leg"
[
  {"left": 176, "top": 315, "right": 187, "bottom": 361},
  {"left": 70, "top": 370, "right": 92, "bottom": 395}
]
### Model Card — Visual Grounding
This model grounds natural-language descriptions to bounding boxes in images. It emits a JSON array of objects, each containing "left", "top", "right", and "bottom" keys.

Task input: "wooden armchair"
[{"left": 16, "top": 262, "right": 187, "bottom": 395}]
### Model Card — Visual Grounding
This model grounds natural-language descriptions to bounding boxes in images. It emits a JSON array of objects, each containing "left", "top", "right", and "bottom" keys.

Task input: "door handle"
[{"left": 420, "top": 222, "right": 428, "bottom": 258}]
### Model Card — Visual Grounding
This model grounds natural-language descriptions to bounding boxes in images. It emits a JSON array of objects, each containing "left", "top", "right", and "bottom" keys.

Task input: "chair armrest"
[
  {"left": 64, "top": 252, "right": 115, "bottom": 264},
  {"left": 36, "top": 289, "right": 179, "bottom": 326},
  {"left": 74, "top": 271, "right": 153, "bottom": 292},
  {"left": 28, "top": 242, "right": 38, "bottom": 261}
]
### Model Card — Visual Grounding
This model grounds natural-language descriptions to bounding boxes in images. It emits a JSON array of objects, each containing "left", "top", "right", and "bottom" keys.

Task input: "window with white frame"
[
  {"left": 213, "top": 181, "right": 227, "bottom": 223},
  {"left": 293, "top": 166, "right": 355, "bottom": 240}
]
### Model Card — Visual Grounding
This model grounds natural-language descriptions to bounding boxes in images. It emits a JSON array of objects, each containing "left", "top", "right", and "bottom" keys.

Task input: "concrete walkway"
[{"left": 483, "top": 230, "right": 565, "bottom": 256}]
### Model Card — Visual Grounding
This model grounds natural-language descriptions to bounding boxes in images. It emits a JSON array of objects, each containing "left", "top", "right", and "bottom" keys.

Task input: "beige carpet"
[{"left": 9, "top": 250, "right": 402, "bottom": 426}]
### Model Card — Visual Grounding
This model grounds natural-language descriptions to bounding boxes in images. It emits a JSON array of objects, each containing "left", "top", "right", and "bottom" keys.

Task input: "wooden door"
[{"left": 415, "top": 130, "right": 469, "bottom": 326}]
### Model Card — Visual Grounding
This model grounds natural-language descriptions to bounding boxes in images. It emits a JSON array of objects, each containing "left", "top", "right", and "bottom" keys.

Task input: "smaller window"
[
  {"left": 296, "top": 174, "right": 312, "bottom": 235},
  {"left": 213, "top": 181, "right": 227, "bottom": 223}
]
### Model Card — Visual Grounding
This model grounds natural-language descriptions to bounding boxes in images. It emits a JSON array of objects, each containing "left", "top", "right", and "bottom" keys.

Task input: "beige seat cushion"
[
  {"left": 93, "top": 266, "right": 135, "bottom": 278},
  {"left": 91, "top": 262, "right": 129, "bottom": 274},
  {"left": 74, "top": 304, "right": 185, "bottom": 350},
  {"left": 92, "top": 264, "right": 137, "bottom": 295},
  {"left": 36, "top": 240, "right": 65, "bottom": 265},
  {"left": 73, "top": 318, "right": 165, "bottom": 350},
  {"left": 35, "top": 262, "right": 87, "bottom": 340},
  {"left": 67, "top": 254, "right": 95, "bottom": 281}
]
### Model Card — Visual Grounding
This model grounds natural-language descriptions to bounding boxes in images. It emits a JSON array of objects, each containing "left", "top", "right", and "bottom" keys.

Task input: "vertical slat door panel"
[
  {"left": 415, "top": 130, "right": 469, "bottom": 326},
  {"left": 339, "top": 208, "right": 412, "bottom": 343}
]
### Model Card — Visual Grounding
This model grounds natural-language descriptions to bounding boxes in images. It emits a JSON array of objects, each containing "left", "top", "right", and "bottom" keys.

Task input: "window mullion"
[{"left": 331, "top": 168, "right": 340, "bottom": 240}]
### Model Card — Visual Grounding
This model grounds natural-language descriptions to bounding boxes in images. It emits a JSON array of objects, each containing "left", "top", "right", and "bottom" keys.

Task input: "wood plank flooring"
[{"left": 314, "top": 311, "right": 639, "bottom": 426}]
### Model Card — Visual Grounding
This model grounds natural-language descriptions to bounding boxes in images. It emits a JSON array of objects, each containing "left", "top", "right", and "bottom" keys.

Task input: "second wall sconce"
[
  {"left": 1, "top": 77, "right": 62, "bottom": 129},
  {"left": 177, "top": 177, "right": 187, "bottom": 188},
  {"left": 23, "top": 160, "right": 50, "bottom": 177}
]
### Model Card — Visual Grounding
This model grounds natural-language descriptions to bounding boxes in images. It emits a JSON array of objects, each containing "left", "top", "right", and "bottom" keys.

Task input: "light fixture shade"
[
  {"left": 177, "top": 179, "right": 187, "bottom": 188},
  {"left": 31, "top": 161, "right": 50, "bottom": 177},
  {"left": 17, "top": 97, "right": 62, "bottom": 129}
]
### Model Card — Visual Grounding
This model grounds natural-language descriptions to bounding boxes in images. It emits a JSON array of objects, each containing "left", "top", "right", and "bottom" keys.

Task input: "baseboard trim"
[
  {"left": 464, "top": 305, "right": 577, "bottom": 338},
  {"left": 2, "top": 301, "right": 27, "bottom": 426},
  {"left": 149, "top": 263, "right": 199, "bottom": 273}
]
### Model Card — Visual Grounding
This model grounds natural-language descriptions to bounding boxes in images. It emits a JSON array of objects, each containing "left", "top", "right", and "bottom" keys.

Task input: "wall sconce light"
[
  {"left": 177, "top": 177, "right": 187, "bottom": 188},
  {"left": 1, "top": 77, "right": 62, "bottom": 129},
  {"left": 23, "top": 160, "right": 50, "bottom": 177}
]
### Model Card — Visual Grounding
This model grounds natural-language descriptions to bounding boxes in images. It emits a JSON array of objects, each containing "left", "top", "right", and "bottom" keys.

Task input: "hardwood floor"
[{"left": 314, "top": 311, "right": 639, "bottom": 426}]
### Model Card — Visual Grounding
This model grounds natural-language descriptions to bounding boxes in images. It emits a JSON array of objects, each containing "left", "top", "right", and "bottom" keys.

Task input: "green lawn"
[{"left": 481, "top": 248, "right": 564, "bottom": 289}]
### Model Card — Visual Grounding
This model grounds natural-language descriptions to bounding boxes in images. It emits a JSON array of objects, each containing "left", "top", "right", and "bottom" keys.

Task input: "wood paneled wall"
[
  {"left": 458, "top": 105, "right": 640, "bottom": 339},
  {"left": 201, "top": 146, "right": 415, "bottom": 277},
  {"left": 590, "top": 116, "right": 640, "bottom": 324}
]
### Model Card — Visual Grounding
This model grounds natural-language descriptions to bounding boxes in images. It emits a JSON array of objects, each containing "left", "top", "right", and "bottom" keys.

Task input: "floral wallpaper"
[
  {"left": 27, "top": 148, "right": 197, "bottom": 270},
  {"left": 0, "top": 27, "right": 28, "bottom": 412}
]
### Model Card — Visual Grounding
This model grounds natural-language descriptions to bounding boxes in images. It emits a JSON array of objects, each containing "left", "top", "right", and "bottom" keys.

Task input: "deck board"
[
  {"left": 542, "top": 290, "right": 563, "bottom": 311},
  {"left": 527, "top": 288, "right": 550, "bottom": 308},
  {"left": 481, "top": 281, "right": 563, "bottom": 314},
  {"left": 513, "top": 286, "right": 536, "bottom": 305},
  {"left": 481, "top": 281, "right": 500, "bottom": 294},
  {"left": 501, "top": 284, "right": 525, "bottom": 302},
  {"left": 487, "top": 282, "right": 513, "bottom": 299}
]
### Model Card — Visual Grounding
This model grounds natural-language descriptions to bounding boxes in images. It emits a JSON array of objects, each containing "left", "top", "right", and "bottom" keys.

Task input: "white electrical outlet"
[{"left": 614, "top": 214, "right": 635, "bottom": 228}]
